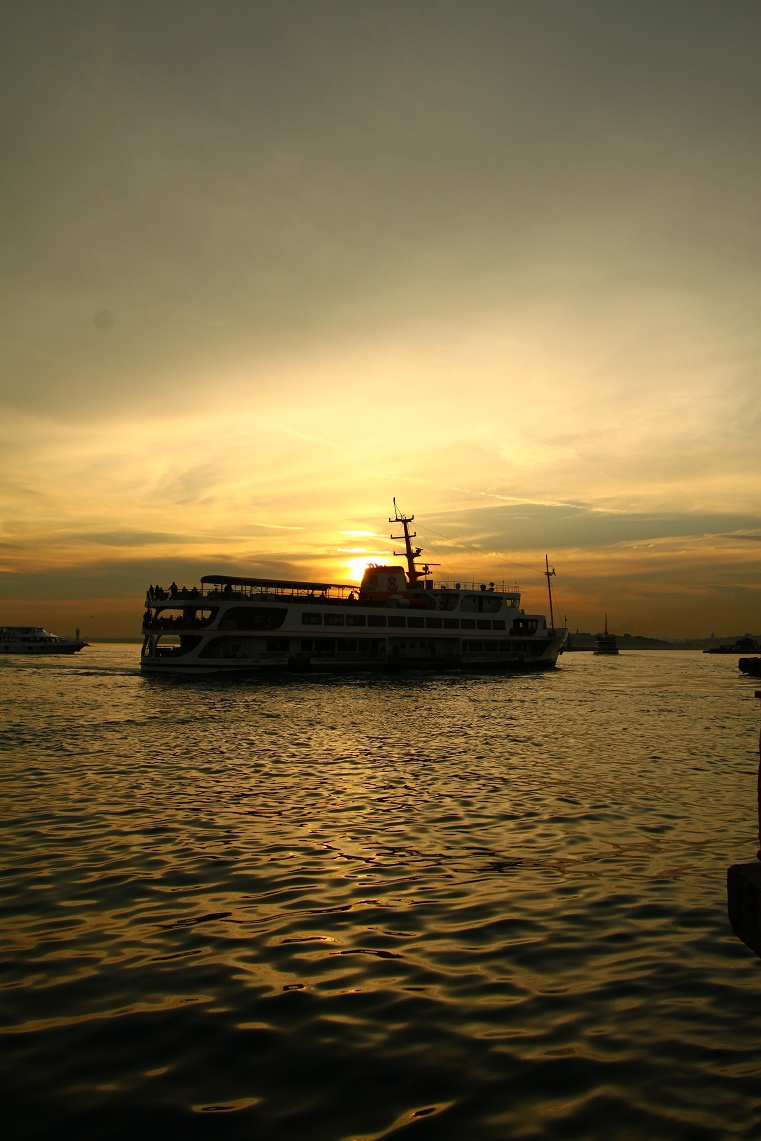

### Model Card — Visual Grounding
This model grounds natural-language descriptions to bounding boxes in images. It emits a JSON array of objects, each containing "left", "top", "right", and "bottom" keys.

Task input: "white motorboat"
[{"left": 0, "top": 626, "right": 88, "bottom": 655}]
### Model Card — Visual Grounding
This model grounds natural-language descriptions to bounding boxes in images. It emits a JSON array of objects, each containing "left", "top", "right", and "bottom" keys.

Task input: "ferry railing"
[
  {"left": 427, "top": 580, "right": 521, "bottom": 594},
  {"left": 145, "top": 580, "right": 527, "bottom": 606},
  {"left": 147, "top": 585, "right": 354, "bottom": 604}
]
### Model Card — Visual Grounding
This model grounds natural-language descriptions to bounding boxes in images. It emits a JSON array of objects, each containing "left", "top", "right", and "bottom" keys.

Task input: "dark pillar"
[{"left": 727, "top": 690, "right": 761, "bottom": 957}]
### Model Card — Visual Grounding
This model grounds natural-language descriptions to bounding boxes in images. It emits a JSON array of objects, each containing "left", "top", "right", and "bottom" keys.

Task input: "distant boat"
[
  {"left": 0, "top": 626, "right": 88, "bottom": 655},
  {"left": 593, "top": 615, "right": 619, "bottom": 655},
  {"left": 140, "top": 502, "right": 568, "bottom": 675},
  {"left": 704, "top": 638, "right": 761, "bottom": 655}
]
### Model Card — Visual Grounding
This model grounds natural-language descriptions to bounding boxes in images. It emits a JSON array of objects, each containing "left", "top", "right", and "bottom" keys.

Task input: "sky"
[{"left": 1, "top": 0, "right": 759, "bottom": 640}]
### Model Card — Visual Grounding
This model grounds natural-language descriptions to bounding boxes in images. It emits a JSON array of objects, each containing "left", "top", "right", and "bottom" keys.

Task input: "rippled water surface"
[{"left": 2, "top": 646, "right": 760, "bottom": 1139}]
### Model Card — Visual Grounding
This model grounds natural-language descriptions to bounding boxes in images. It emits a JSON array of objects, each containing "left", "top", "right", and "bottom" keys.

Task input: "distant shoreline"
[
  {"left": 564, "top": 646, "right": 703, "bottom": 652},
  {"left": 87, "top": 639, "right": 756, "bottom": 652}
]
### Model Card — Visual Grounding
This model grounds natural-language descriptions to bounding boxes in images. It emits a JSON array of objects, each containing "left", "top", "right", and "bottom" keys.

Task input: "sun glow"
[{"left": 345, "top": 556, "right": 379, "bottom": 583}]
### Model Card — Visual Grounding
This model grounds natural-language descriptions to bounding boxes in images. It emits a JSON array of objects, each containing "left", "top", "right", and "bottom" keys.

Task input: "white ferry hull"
[
  {"left": 140, "top": 594, "right": 567, "bottom": 676},
  {"left": 140, "top": 507, "right": 567, "bottom": 677},
  {"left": 140, "top": 645, "right": 567, "bottom": 676}
]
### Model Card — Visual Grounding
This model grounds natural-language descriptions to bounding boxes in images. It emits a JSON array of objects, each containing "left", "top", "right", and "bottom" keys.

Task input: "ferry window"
[
  {"left": 493, "top": 620, "right": 506, "bottom": 630},
  {"left": 477, "top": 620, "right": 491, "bottom": 630},
  {"left": 339, "top": 640, "right": 358, "bottom": 653},
  {"left": 444, "top": 618, "right": 459, "bottom": 629},
  {"left": 324, "top": 614, "right": 345, "bottom": 626},
  {"left": 388, "top": 616, "right": 406, "bottom": 627},
  {"left": 266, "top": 638, "right": 289, "bottom": 651},
  {"left": 199, "top": 636, "right": 252, "bottom": 658},
  {"left": 460, "top": 594, "right": 503, "bottom": 614},
  {"left": 346, "top": 614, "right": 366, "bottom": 626},
  {"left": 368, "top": 615, "right": 387, "bottom": 627},
  {"left": 303, "top": 612, "right": 322, "bottom": 625},
  {"left": 461, "top": 619, "right": 476, "bottom": 630},
  {"left": 301, "top": 639, "right": 314, "bottom": 651},
  {"left": 425, "top": 617, "right": 443, "bottom": 628},
  {"left": 156, "top": 634, "right": 202, "bottom": 656},
  {"left": 148, "top": 607, "right": 216, "bottom": 629},
  {"left": 219, "top": 606, "right": 287, "bottom": 631},
  {"left": 314, "top": 639, "right": 335, "bottom": 654},
  {"left": 511, "top": 619, "right": 538, "bottom": 635},
  {"left": 407, "top": 617, "right": 424, "bottom": 628}
]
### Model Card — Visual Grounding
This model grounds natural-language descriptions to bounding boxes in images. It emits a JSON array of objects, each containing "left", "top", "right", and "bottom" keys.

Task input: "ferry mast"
[
  {"left": 544, "top": 555, "right": 556, "bottom": 632},
  {"left": 390, "top": 498, "right": 436, "bottom": 587}
]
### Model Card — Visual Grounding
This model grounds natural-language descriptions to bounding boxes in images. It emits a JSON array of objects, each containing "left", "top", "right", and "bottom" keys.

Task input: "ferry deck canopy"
[{"left": 201, "top": 574, "right": 346, "bottom": 592}]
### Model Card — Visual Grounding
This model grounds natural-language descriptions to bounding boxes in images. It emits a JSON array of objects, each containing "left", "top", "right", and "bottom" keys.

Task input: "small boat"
[
  {"left": 705, "top": 638, "right": 761, "bottom": 655},
  {"left": 140, "top": 503, "right": 568, "bottom": 675},
  {"left": 593, "top": 615, "right": 619, "bottom": 655},
  {"left": 738, "top": 657, "right": 761, "bottom": 678},
  {"left": 0, "top": 626, "right": 88, "bottom": 655}
]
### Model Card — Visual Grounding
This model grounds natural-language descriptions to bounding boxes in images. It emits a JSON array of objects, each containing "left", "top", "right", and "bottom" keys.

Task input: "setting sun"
[{"left": 344, "top": 555, "right": 379, "bottom": 583}]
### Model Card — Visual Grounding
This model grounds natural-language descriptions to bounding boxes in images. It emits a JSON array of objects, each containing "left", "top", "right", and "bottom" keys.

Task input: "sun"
[{"left": 345, "top": 556, "right": 375, "bottom": 583}]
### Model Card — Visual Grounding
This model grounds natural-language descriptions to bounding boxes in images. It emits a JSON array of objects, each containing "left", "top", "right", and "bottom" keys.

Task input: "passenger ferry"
[
  {"left": 140, "top": 504, "right": 568, "bottom": 675},
  {"left": 0, "top": 626, "right": 88, "bottom": 655},
  {"left": 593, "top": 615, "right": 619, "bottom": 655}
]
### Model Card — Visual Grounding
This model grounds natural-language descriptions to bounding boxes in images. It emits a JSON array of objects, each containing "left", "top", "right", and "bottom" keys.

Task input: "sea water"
[{"left": 1, "top": 646, "right": 760, "bottom": 1140}]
